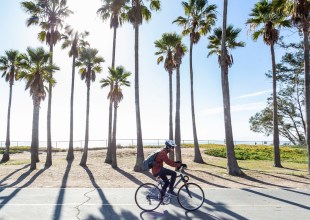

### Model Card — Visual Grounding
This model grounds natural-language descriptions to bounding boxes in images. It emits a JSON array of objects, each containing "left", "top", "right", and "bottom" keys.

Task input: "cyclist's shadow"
[
  {"left": 140, "top": 209, "right": 220, "bottom": 220},
  {"left": 139, "top": 210, "right": 172, "bottom": 220}
]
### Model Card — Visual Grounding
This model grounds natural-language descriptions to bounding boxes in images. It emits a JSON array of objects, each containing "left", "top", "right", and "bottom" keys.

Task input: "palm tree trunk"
[
  {"left": 105, "top": 88, "right": 113, "bottom": 164},
  {"left": 30, "top": 97, "right": 40, "bottom": 170},
  {"left": 80, "top": 80, "right": 90, "bottom": 166},
  {"left": 2, "top": 83, "right": 13, "bottom": 162},
  {"left": 221, "top": 70, "right": 241, "bottom": 175},
  {"left": 46, "top": 41, "right": 54, "bottom": 167},
  {"left": 106, "top": 27, "right": 118, "bottom": 164},
  {"left": 221, "top": 0, "right": 241, "bottom": 176},
  {"left": 302, "top": 26, "right": 310, "bottom": 174},
  {"left": 189, "top": 40, "right": 203, "bottom": 163},
  {"left": 67, "top": 55, "right": 76, "bottom": 161},
  {"left": 169, "top": 70, "right": 174, "bottom": 160},
  {"left": 175, "top": 66, "right": 182, "bottom": 162},
  {"left": 133, "top": 22, "right": 145, "bottom": 171},
  {"left": 112, "top": 27, "right": 117, "bottom": 68},
  {"left": 112, "top": 103, "right": 118, "bottom": 168},
  {"left": 271, "top": 44, "right": 282, "bottom": 167}
]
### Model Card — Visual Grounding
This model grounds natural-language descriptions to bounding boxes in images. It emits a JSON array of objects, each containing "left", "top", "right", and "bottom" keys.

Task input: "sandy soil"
[{"left": 1, "top": 148, "right": 309, "bottom": 189}]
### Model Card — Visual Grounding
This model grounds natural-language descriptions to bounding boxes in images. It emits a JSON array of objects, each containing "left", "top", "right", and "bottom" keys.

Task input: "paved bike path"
[{"left": 0, "top": 188, "right": 309, "bottom": 220}]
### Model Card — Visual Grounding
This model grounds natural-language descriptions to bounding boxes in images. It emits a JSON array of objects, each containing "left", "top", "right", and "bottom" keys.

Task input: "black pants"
[{"left": 157, "top": 167, "right": 177, "bottom": 193}]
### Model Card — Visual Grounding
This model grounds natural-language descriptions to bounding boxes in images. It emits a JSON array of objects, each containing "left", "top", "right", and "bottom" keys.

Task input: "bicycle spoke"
[
  {"left": 178, "top": 183, "right": 205, "bottom": 211},
  {"left": 135, "top": 183, "right": 161, "bottom": 211}
]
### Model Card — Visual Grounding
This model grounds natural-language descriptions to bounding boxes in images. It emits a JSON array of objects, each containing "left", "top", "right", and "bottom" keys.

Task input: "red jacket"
[{"left": 151, "top": 148, "right": 181, "bottom": 176}]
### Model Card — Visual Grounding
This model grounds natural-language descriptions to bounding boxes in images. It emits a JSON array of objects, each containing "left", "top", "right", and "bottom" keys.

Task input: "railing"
[{"left": 0, "top": 139, "right": 292, "bottom": 149}]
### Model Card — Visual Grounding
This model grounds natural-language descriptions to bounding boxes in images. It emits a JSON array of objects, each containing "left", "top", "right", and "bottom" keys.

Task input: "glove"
[
  {"left": 181, "top": 163, "right": 187, "bottom": 168},
  {"left": 175, "top": 161, "right": 182, "bottom": 164}
]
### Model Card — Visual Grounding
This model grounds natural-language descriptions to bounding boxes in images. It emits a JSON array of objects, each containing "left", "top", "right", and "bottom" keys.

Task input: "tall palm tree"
[
  {"left": 76, "top": 48, "right": 104, "bottom": 166},
  {"left": 61, "top": 25, "right": 89, "bottom": 161},
  {"left": 97, "top": 0, "right": 128, "bottom": 164},
  {"left": 18, "top": 47, "right": 58, "bottom": 170},
  {"left": 174, "top": 42, "right": 187, "bottom": 162},
  {"left": 21, "top": 0, "right": 72, "bottom": 167},
  {"left": 273, "top": 0, "right": 310, "bottom": 174},
  {"left": 100, "top": 66, "right": 131, "bottom": 168},
  {"left": 207, "top": 23, "right": 245, "bottom": 175},
  {"left": 0, "top": 50, "right": 22, "bottom": 162},
  {"left": 154, "top": 32, "right": 184, "bottom": 160},
  {"left": 246, "top": 0, "right": 290, "bottom": 167},
  {"left": 173, "top": 0, "right": 217, "bottom": 163},
  {"left": 125, "top": 0, "right": 160, "bottom": 171}
]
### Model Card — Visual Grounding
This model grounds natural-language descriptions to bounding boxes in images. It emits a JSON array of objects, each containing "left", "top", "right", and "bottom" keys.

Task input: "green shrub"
[{"left": 203, "top": 144, "right": 308, "bottom": 163}]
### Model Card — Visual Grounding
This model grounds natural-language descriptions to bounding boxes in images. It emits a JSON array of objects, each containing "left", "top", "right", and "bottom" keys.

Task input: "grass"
[
  {"left": 0, "top": 146, "right": 66, "bottom": 154},
  {"left": 199, "top": 144, "right": 308, "bottom": 163}
]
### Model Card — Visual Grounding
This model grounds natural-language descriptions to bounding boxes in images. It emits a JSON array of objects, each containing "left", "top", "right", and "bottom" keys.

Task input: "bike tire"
[
  {"left": 135, "top": 183, "right": 162, "bottom": 211},
  {"left": 177, "top": 182, "right": 205, "bottom": 211}
]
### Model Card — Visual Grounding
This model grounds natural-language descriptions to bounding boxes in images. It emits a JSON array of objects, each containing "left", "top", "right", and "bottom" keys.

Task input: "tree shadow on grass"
[
  {"left": 0, "top": 164, "right": 30, "bottom": 187},
  {"left": 82, "top": 166, "right": 117, "bottom": 220},
  {"left": 53, "top": 160, "right": 72, "bottom": 220},
  {"left": 0, "top": 167, "right": 47, "bottom": 210}
]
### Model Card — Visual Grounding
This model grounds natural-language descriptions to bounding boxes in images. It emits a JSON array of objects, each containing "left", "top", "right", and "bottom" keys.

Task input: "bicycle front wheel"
[
  {"left": 177, "top": 183, "right": 205, "bottom": 211},
  {"left": 135, "top": 183, "right": 161, "bottom": 211}
]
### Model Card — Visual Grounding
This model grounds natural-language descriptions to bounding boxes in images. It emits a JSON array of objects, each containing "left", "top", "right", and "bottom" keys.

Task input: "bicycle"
[{"left": 135, "top": 165, "right": 205, "bottom": 211}]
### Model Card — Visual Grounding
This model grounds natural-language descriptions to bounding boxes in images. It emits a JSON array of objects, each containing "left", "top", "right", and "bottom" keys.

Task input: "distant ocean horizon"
[{"left": 0, "top": 139, "right": 292, "bottom": 149}]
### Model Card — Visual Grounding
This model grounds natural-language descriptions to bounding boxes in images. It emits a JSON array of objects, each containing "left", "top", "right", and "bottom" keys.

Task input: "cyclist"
[{"left": 151, "top": 140, "right": 186, "bottom": 197}]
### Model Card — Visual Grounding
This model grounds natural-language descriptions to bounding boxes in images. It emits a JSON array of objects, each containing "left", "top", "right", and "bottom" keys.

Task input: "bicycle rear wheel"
[
  {"left": 177, "top": 183, "right": 204, "bottom": 211},
  {"left": 135, "top": 183, "right": 162, "bottom": 211}
]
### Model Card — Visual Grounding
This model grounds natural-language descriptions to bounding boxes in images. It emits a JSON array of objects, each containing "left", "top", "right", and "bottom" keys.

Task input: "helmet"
[{"left": 165, "top": 140, "right": 177, "bottom": 149}]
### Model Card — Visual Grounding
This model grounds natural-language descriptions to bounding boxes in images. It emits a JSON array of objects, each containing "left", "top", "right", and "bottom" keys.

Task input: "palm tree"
[
  {"left": 246, "top": 0, "right": 290, "bottom": 167},
  {"left": 97, "top": 0, "right": 128, "bottom": 164},
  {"left": 207, "top": 23, "right": 245, "bottom": 175},
  {"left": 174, "top": 42, "right": 187, "bottom": 162},
  {"left": 154, "top": 32, "right": 184, "bottom": 160},
  {"left": 0, "top": 50, "right": 22, "bottom": 162},
  {"left": 100, "top": 66, "right": 131, "bottom": 168},
  {"left": 76, "top": 48, "right": 104, "bottom": 166},
  {"left": 21, "top": 0, "right": 72, "bottom": 167},
  {"left": 18, "top": 47, "right": 58, "bottom": 170},
  {"left": 173, "top": 0, "right": 217, "bottom": 163},
  {"left": 273, "top": 0, "right": 310, "bottom": 175},
  {"left": 125, "top": 0, "right": 160, "bottom": 171},
  {"left": 61, "top": 25, "right": 89, "bottom": 161}
]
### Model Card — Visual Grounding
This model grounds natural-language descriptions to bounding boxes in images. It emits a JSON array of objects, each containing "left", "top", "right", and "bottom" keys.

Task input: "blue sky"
[{"left": 0, "top": 0, "right": 298, "bottom": 146}]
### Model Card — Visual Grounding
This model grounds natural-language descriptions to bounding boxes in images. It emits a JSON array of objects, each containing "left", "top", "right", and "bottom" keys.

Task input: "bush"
[{"left": 203, "top": 144, "right": 308, "bottom": 163}]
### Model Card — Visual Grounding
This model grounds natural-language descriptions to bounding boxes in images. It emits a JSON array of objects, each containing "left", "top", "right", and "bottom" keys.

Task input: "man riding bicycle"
[{"left": 151, "top": 140, "right": 186, "bottom": 197}]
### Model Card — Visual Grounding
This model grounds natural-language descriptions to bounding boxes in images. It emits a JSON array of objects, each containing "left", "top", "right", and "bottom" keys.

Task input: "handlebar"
[{"left": 177, "top": 164, "right": 187, "bottom": 173}]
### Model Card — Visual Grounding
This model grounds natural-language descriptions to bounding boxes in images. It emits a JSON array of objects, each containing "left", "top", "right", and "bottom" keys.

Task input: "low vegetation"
[{"left": 197, "top": 144, "right": 308, "bottom": 163}]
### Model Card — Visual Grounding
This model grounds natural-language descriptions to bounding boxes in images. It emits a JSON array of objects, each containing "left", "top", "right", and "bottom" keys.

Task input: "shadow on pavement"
[
  {"left": 242, "top": 188, "right": 310, "bottom": 210},
  {"left": 0, "top": 167, "right": 47, "bottom": 210},
  {"left": 283, "top": 188, "right": 310, "bottom": 196},
  {"left": 53, "top": 160, "right": 72, "bottom": 220},
  {"left": 83, "top": 166, "right": 117, "bottom": 220}
]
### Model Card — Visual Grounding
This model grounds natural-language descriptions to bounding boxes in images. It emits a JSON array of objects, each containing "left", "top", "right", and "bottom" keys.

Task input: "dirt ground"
[{"left": 0, "top": 148, "right": 309, "bottom": 189}]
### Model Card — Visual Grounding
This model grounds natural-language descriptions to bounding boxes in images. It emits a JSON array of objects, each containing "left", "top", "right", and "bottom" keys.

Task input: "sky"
[{"left": 0, "top": 0, "right": 299, "bottom": 148}]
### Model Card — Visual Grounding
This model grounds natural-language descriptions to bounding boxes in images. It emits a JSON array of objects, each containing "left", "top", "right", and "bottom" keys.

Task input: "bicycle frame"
[{"left": 156, "top": 166, "right": 190, "bottom": 191}]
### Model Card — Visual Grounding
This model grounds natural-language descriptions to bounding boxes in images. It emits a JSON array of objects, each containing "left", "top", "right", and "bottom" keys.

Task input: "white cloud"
[
  {"left": 203, "top": 102, "right": 266, "bottom": 115},
  {"left": 235, "top": 90, "right": 272, "bottom": 99}
]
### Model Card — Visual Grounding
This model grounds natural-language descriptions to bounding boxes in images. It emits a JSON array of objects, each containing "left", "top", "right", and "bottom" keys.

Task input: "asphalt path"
[{"left": 0, "top": 188, "right": 309, "bottom": 220}]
